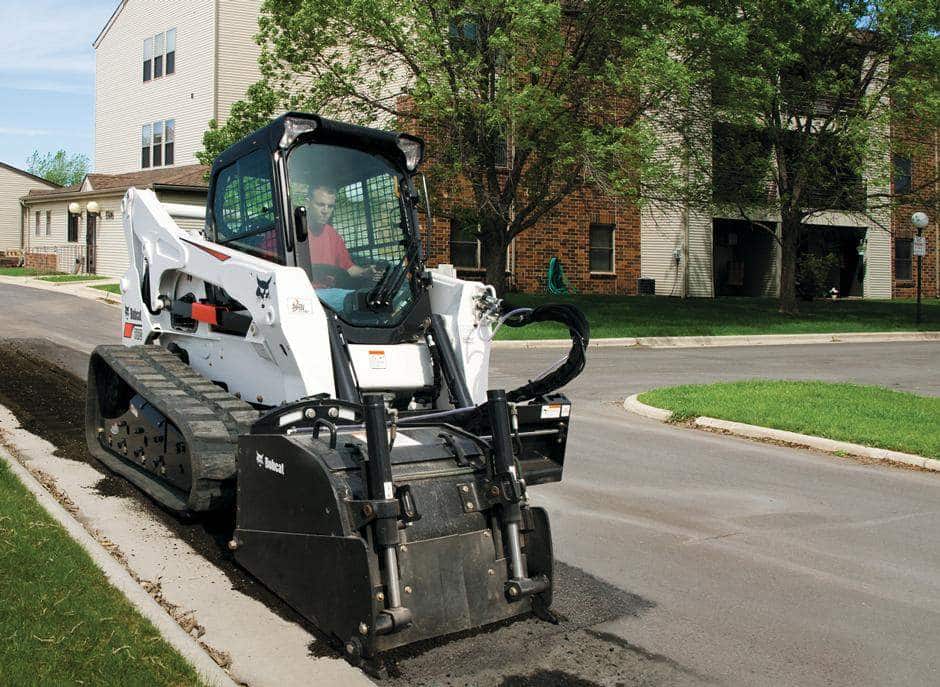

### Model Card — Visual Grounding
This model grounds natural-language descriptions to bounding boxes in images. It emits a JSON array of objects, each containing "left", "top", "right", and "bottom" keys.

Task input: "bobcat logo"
[{"left": 255, "top": 275, "right": 272, "bottom": 305}]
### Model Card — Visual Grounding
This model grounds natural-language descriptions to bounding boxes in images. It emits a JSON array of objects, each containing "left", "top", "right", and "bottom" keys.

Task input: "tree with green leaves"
[
  {"left": 680, "top": 0, "right": 939, "bottom": 313},
  {"left": 25, "top": 149, "right": 90, "bottom": 187},
  {"left": 199, "top": 0, "right": 702, "bottom": 293}
]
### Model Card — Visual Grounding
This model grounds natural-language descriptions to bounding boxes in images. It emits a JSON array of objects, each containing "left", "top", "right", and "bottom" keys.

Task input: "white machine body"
[{"left": 118, "top": 188, "right": 495, "bottom": 408}]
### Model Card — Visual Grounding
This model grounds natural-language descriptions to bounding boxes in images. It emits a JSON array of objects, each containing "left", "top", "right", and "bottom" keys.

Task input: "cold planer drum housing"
[{"left": 233, "top": 389, "right": 571, "bottom": 658}]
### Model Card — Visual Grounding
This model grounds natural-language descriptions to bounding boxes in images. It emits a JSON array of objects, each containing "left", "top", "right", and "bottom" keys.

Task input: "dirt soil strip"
[{"left": 0, "top": 339, "right": 704, "bottom": 686}]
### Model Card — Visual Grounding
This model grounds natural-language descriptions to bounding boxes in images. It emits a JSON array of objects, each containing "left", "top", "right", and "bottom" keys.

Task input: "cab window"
[{"left": 213, "top": 149, "right": 283, "bottom": 263}]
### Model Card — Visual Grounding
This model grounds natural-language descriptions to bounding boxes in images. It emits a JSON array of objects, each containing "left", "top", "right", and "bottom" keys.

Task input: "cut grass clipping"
[
  {"left": 0, "top": 459, "right": 205, "bottom": 686},
  {"left": 638, "top": 380, "right": 940, "bottom": 460},
  {"left": 495, "top": 295, "right": 940, "bottom": 340}
]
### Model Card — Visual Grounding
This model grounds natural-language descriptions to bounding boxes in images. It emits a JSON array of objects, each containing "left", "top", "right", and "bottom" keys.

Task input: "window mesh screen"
[{"left": 332, "top": 174, "right": 404, "bottom": 263}]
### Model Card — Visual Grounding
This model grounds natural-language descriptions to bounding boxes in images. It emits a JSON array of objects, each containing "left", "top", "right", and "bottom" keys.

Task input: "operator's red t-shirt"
[{"left": 309, "top": 224, "right": 353, "bottom": 270}]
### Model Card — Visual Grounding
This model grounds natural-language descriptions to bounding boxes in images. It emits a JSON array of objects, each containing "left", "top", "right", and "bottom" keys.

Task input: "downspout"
[
  {"left": 681, "top": 201, "right": 690, "bottom": 298},
  {"left": 19, "top": 199, "right": 26, "bottom": 259},
  {"left": 212, "top": 0, "right": 220, "bottom": 123}
]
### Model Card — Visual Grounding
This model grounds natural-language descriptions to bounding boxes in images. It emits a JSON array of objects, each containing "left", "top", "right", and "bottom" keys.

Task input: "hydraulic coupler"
[
  {"left": 486, "top": 389, "right": 551, "bottom": 601},
  {"left": 362, "top": 394, "right": 413, "bottom": 634}
]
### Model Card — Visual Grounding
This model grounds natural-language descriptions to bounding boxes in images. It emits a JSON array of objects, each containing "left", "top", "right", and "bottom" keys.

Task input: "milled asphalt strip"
[
  {"left": 623, "top": 393, "right": 940, "bottom": 472},
  {"left": 0, "top": 443, "right": 237, "bottom": 687}
]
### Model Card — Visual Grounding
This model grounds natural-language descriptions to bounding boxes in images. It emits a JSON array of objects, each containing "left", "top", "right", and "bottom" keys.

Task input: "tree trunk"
[
  {"left": 778, "top": 210, "right": 801, "bottom": 315},
  {"left": 481, "top": 230, "right": 509, "bottom": 295}
]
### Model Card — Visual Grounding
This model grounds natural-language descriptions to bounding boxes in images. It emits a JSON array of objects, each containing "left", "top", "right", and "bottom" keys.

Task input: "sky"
[{"left": 0, "top": 0, "right": 117, "bottom": 172}]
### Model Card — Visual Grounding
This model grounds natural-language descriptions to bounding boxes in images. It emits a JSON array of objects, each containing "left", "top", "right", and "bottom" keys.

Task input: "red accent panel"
[
  {"left": 182, "top": 238, "right": 232, "bottom": 262},
  {"left": 123, "top": 322, "right": 136, "bottom": 338},
  {"left": 190, "top": 303, "right": 220, "bottom": 326}
]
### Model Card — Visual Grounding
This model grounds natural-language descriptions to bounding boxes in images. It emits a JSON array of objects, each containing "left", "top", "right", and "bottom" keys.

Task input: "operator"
[{"left": 306, "top": 185, "right": 378, "bottom": 286}]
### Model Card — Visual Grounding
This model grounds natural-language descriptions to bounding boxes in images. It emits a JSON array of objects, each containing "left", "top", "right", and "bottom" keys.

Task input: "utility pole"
[{"left": 912, "top": 212, "right": 930, "bottom": 325}]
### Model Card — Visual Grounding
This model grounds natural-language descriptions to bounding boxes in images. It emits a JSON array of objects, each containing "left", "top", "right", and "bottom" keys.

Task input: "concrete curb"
[
  {"left": 0, "top": 445, "right": 238, "bottom": 687},
  {"left": 494, "top": 330, "right": 940, "bottom": 350},
  {"left": 623, "top": 393, "right": 940, "bottom": 472},
  {"left": 622, "top": 393, "right": 673, "bottom": 422}
]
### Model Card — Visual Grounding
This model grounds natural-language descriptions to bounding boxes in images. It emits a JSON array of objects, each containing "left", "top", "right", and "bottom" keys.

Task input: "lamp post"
[{"left": 912, "top": 212, "right": 929, "bottom": 325}]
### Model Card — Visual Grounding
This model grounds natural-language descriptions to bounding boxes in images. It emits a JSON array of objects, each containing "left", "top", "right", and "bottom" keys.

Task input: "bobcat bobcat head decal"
[{"left": 256, "top": 275, "right": 272, "bottom": 305}]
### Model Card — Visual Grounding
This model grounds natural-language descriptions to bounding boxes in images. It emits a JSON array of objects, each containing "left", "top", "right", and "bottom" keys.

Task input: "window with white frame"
[
  {"left": 589, "top": 224, "right": 615, "bottom": 273},
  {"left": 34, "top": 211, "right": 41, "bottom": 237},
  {"left": 45, "top": 210, "right": 51, "bottom": 236},
  {"left": 141, "top": 119, "right": 175, "bottom": 168},
  {"left": 67, "top": 211, "right": 79, "bottom": 242},
  {"left": 143, "top": 28, "right": 176, "bottom": 82}
]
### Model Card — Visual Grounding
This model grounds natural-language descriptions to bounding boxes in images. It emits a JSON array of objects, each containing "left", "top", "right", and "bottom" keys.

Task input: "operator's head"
[{"left": 309, "top": 185, "right": 336, "bottom": 234}]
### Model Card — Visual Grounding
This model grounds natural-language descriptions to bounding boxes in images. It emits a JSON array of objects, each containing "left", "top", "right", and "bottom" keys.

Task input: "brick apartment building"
[{"left": 890, "top": 130, "right": 938, "bottom": 299}]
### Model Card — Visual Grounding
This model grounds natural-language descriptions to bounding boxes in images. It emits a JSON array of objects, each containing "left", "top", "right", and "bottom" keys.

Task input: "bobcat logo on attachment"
[
  {"left": 255, "top": 275, "right": 272, "bottom": 306},
  {"left": 255, "top": 450, "right": 285, "bottom": 475}
]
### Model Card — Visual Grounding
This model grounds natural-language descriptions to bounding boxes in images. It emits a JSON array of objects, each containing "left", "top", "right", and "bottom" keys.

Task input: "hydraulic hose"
[{"left": 500, "top": 303, "right": 590, "bottom": 402}]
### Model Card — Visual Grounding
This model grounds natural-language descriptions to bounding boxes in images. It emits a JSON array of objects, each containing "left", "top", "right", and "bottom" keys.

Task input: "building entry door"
[{"left": 86, "top": 213, "right": 97, "bottom": 274}]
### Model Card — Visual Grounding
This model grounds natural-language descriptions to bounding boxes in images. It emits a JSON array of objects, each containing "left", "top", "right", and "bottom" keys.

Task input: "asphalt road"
[{"left": 3, "top": 282, "right": 940, "bottom": 686}]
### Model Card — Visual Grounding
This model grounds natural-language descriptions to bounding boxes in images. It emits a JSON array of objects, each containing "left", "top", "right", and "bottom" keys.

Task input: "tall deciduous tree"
[
  {"left": 681, "top": 0, "right": 939, "bottom": 313},
  {"left": 199, "top": 0, "right": 700, "bottom": 293},
  {"left": 25, "top": 149, "right": 90, "bottom": 187}
]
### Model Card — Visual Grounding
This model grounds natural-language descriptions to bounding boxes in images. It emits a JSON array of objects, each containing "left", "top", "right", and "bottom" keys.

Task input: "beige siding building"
[
  {"left": 21, "top": 165, "right": 207, "bottom": 277},
  {"left": 93, "top": 0, "right": 262, "bottom": 174},
  {"left": 0, "top": 163, "right": 60, "bottom": 252}
]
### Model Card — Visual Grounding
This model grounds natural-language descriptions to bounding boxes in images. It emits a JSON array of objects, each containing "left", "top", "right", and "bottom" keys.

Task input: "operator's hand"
[{"left": 347, "top": 264, "right": 384, "bottom": 282}]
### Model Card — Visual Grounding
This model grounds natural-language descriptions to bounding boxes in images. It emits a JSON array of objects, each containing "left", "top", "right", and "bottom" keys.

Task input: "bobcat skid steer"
[{"left": 85, "top": 112, "right": 589, "bottom": 660}]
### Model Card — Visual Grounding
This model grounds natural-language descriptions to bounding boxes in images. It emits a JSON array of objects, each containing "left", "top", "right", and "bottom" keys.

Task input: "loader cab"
[{"left": 207, "top": 113, "right": 429, "bottom": 343}]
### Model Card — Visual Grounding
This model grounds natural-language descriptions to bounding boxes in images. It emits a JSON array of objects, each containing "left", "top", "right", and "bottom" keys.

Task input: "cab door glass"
[{"left": 212, "top": 149, "right": 284, "bottom": 264}]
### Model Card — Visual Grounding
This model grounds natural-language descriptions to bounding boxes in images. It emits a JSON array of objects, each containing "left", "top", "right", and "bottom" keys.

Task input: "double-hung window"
[
  {"left": 450, "top": 218, "right": 482, "bottom": 269},
  {"left": 34, "top": 211, "right": 41, "bottom": 237},
  {"left": 45, "top": 210, "right": 51, "bottom": 237},
  {"left": 589, "top": 224, "right": 615, "bottom": 273},
  {"left": 143, "top": 28, "right": 176, "bottom": 82},
  {"left": 895, "top": 238, "right": 913, "bottom": 281},
  {"left": 141, "top": 119, "right": 175, "bottom": 168},
  {"left": 143, "top": 38, "right": 153, "bottom": 81},
  {"left": 893, "top": 154, "right": 912, "bottom": 195}
]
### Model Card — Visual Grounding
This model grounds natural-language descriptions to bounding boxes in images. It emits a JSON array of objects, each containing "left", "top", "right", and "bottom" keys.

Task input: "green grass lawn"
[
  {"left": 39, "top": 274, "right": 107, "bottom": 283},
  {"left": 495, "top": 294, "right": 940, "bottom": 339},
  {"left": 0, "top": 459, "right": 205, "bottom": 686},
  {"left": 91, "top": 283, "right": 122, "bottom": 295},
  {"left": 0, "top": 267, "right": 54, "bottom": 277},
  {"left": 638, "top": 380, "right": 940, "bottom": 459}
]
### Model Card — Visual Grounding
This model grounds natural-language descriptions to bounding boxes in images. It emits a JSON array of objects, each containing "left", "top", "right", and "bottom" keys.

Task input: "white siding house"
[
  {"left": 21, "top": 165, "right": 207, "bottom": 277},
  {"left": 93, "top": 0, "right": 262, "bottom": 174},
  {"left": 0, "top": 163, "right": 60, "bottom": 252}
]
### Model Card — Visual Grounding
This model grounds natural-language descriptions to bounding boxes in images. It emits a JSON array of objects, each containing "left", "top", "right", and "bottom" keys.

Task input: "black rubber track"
[{"left": 86, "top": 344, "right": 258, "bottom": 513}]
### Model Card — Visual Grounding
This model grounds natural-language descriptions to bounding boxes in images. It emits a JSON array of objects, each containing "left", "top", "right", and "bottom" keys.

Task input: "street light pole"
[{"left": 911, "top": 212, "right": 930, "bottom": 325}]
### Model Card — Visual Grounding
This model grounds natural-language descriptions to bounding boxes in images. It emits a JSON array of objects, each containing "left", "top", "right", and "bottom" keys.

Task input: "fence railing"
[{"left": 27, "top": 244, "right": 89, "bottom": 274}]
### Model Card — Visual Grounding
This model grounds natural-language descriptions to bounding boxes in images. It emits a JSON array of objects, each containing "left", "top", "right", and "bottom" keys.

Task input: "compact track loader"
[{"left": 85, "top": 113, "right": 589, "bottom": 659}]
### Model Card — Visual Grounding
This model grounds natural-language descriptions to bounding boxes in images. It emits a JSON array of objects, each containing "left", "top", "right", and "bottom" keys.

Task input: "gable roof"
[
  {"left": 93, "top": 1, "right": 128, "bottom": 49},
  {"left": 84, "top": 164, "right": 209, "bottom": 191},
  {"left": 0, "top": 161, "right": 61, "bottom": 189},
  {"left": 24, "top": 164, "right": 208, "bottom": 200}
]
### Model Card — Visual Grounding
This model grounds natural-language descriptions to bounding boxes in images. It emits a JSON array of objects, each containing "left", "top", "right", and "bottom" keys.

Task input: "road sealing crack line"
[{"left": 0, "top": 424, "right": 235, "bottom": 680}]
